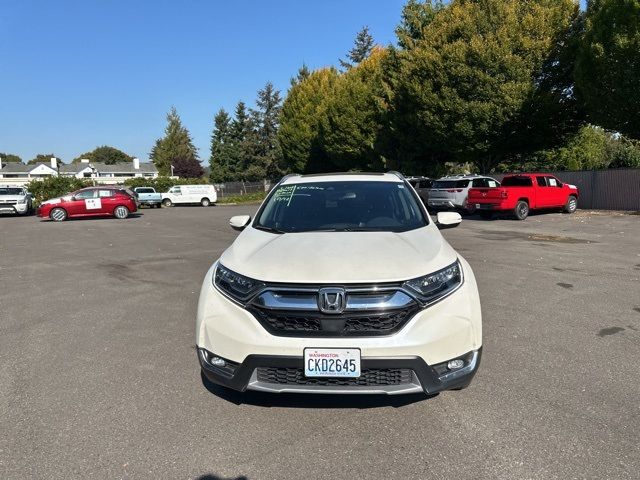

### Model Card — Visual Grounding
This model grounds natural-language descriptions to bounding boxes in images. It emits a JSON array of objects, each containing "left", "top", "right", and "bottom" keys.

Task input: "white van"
[{"left": 161, "top": 185, "right": 217, "bottom": 207}]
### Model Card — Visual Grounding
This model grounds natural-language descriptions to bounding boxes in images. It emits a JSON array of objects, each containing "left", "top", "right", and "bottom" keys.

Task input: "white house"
[{"left": 0, "top": 157, "right": 159, "bottom": 186}]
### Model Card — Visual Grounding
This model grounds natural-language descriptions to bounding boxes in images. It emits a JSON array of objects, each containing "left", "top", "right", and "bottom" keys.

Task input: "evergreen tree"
[
  {"left": 386, "top": 0, "right": 577, "bottom": 173},
  {"left": 340, "top": 26, "right": 375, "bottom": 70},
  {"left": 245, "top": 82, "right": 283, "bottom": 180},
  {"left": 209, "top": 108, "right": 233, "bottom": 182},
  {"left": 575, "top": 0, "right": 640, "bottom": 139},
  {"left": 150, "top": 107, "right": 199, "bottom": 176},
  {"left": 290, "top": 63, "right": 311, "bottom": 87},
  {"left": 322, "top": 48, "right": 387, "bottom": 172},
  {"left": 279, "top": 68, "right": 339, "bottom": 173},
  {"left": 395, "top": 0, "right": 445, "bottom": 50}
]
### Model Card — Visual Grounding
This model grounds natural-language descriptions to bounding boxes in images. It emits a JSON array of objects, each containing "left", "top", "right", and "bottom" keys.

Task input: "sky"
[
  {"left": 0, "top": 0, "right": 406, "bottom": 163},
  {"left": 1, "top": 0, "right": 587, "bottom": 164}
]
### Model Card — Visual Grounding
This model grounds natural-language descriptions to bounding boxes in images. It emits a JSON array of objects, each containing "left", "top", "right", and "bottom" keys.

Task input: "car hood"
[{"left": 219, "top": 225, "right": 458, "bottom": 284}]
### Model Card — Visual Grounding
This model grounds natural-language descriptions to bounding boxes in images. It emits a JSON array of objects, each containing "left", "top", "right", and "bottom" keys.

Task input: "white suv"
[
  {"left": 196, "top": 172, "right": 482, "bottom": 395},
  {"left": 428, "top": 175, "right": 499, "bottom": 213}
]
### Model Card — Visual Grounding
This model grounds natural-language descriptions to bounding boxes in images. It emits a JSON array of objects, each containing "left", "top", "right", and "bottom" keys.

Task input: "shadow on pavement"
[
  {"left": 196, "top": 475, "right": 248, "bottom": 480},
  {"left": 201, "top": 371, "right": 435, "bottom": 409}
]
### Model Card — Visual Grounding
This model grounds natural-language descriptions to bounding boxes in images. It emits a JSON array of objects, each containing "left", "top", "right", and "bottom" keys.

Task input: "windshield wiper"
[{"left": 254, "top": 225, "right": 286, "bottom": 234}]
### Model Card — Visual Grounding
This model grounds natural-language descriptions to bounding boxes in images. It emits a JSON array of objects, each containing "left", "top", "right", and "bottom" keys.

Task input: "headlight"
[
  {"left": 213, "top": 263, "right": 265, "bottom": 303},
  {"left": 17, "top": 198, "right": 26, "bottom": 204},
  {"left": 402, "top": 260, "right": 463, "bottom": 304}
]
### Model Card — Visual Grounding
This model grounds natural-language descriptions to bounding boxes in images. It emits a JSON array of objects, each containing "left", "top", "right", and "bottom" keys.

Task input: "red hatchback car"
[{"left": 37, "top": 187, "right": 137, "bottom": 222}]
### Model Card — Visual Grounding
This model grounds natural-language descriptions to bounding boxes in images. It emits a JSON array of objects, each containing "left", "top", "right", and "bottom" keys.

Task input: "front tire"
[
  {"left": 162, "top": 198, "right": 172, "bottom": 207},
  {"left": 200, "top": 197, "right": 211, "bottom": 207},
  {"left": 50, "top": 207, "right": 67, "bottom": 222},
  {"left": 514, "top": 201, "right": 529, "bottom": 220},
  {"left": 564, "top": 195, "right": 577, "bottom": 214},
  {"left": 114, "top": 205, "right": 130, "bottom": 219}
]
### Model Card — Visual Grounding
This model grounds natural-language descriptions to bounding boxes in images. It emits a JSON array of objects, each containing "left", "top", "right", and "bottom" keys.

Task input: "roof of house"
[{"left": 0, "top": 161, "right": 158, "bottom": 174}]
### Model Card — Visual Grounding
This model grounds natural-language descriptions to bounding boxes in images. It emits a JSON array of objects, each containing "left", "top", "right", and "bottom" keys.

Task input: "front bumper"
[
  {"left": 427, "top": 199, "right": 457, "bottom": 209},
  {"left": 0, "top": 204, "right": 28, "bottom": 215},
  {"left": 199, "top": 347, "right": 481, "bottom": 395}
]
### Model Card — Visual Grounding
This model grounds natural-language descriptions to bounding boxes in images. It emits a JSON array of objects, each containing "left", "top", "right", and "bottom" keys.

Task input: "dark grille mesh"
[
  {"left": 248, "top": 306, "right": 419, "bottom": 337},
  {"left": 256, "top": 367, "right": 413, "bottom": 386}
]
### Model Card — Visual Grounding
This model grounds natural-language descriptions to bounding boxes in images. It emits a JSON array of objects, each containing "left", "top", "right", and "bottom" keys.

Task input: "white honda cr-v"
[{"left": 196, "top": 172, "right": 482, "bottom": 395}]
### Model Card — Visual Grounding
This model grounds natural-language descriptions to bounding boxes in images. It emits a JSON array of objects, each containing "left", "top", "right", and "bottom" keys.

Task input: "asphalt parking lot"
[{"left": 1, "top": 206, "right": 639, "bottom": 479}]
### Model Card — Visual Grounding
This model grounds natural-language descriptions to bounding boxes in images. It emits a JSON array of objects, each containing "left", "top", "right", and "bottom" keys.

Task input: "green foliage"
[
  {"left": 395, "top": 0, "right": 445, "bottom": 50},
  {"left": 210, "top": 108, "right": 234, "bottom": 182},
  {"left": 217, "top": 191, "right": 267, "bottom": 204},
  {"left": 243, "top": 82, "right": 283, "bottom": 180},
  {"left": 72, "top": 146, "right": 133, "bottom": 164},
  {"left": 321, "top": 48, "right": 388, "bottom": 171},
  {"left": 279, "top": 68, "right": 339, "bottom": 173},
  {"left": 27, "top": 154, "right": 63, "bottom": 165},
  {"left": 27, "top": 176, "right": 91, "bottom": 205},
  {"left": 151, "top": 107, "right": 199, "bottom": 176},
  {"left": 340, "top": 26, "right": 375, "bottom": 71},
  {"left": 290, "top": 63, "right": 311, "bottom": 87},
  {"left": 386, "top": 0, "right": 578, "bottom": 173},
  {"left": 575, "top": 0, "right": 640, "bottom": 139},
  {"left": 0, "top": 153, "right": 22, "bottom": 163},
  {"left": 123, "top": 176, "right": 208, "bottom": 193}
]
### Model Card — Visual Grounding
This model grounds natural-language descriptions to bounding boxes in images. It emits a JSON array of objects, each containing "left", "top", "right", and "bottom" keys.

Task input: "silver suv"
[
  {"left": 428, "top": 175, "right": 499, "bottom": 213},
  {"left": 0, "top": 186, "right": 33, "bottom": 216}
]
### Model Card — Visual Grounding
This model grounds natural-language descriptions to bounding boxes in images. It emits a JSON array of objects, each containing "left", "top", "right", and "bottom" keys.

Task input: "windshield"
[
  {"left": 502, "top": 176, "right": 533, "bottom": 187},
  {"left": 432, "top": 180, "right": 470, "bottom": 189},
  {"left": 255, "top": 181, "right": 428, "bottom": 233},
  {"left": 0, "top": 188, "right": 24, "bottom": 195}
]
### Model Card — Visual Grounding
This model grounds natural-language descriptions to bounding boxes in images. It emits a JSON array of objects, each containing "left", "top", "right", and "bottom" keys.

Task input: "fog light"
[
  {"left": 447, "top": 359, "right": 464, "bottom": 370},
  {"left": 209, "top": 356, "right": 226, "bottom": 367}
]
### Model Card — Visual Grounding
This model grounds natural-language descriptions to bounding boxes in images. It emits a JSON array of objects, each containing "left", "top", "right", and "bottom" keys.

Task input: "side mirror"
[
  {"left": 229, "top": 215, "right": 251, "bottom": 231},
  {"left": 436, "top": 211, "right": 462, "bottom": 229}
]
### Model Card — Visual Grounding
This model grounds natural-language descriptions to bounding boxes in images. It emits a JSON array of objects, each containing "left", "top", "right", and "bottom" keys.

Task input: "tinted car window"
[
  {"left": 136, "top": 188, "right": 154, "bottom": 194},
  {"left": 74, "top": 190, "right": 96, "bottom": 199},
  {"left": 536, "top": 177, "right": 547, "bottom": 187},
  {"left": 0, "top": 188, "right": 24, "bottom": 195},
  {"left": 432, "top": 180, "right": 471, "bottom": 189},
  {"left": 418, "top": 180, "right": 432, "bottom": 188},
  {"left": 256, "top": 181, "right": 428, "bottom": 233},
  {"left": 501, "top": 176, "right": 533, "bottom": 187}
]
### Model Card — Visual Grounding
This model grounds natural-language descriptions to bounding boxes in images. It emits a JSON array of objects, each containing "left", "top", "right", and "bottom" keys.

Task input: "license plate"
[{"left": 304, "top": 348, "right": 361, "bottom": 378}]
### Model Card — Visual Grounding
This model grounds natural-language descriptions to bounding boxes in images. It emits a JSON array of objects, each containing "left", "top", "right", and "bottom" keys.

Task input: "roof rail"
[{"left": 387, "top": 171, "right": 406, "bottom": 181}]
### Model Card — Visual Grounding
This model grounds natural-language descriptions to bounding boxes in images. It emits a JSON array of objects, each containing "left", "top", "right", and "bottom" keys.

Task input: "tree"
[
  {"left": 395, "top": 0, "right": 445, "bottom": 50},
  {"left": 209, "top": 108, "right": 233, "bottom": 182},
  {"left": 386, "top": 0, "right": 578, "bottom": 173},
  {"left": 244, "top": 82, "right": 283, "bottom": 180},
  {"left": 150, "top": 107, "right": 199, "bottom": 176},
  {"left": 72, "top": 146, "right": 133, "bottom": 164},
  {"left": 321, "top": 48, "right": 388, "bottom": 171},
  {"left": 575, "top": 0, "right": 640, "bottom": 139},
  {"left": 279, "top": 67, "right": 339, "bottom": 173},
  {"left": 229, "top": 101, "right": 252, "bottom": 179},
  {"left": 290, "top": 63, "right": 311, "bottom": 87},
  {"left": 172, "top": 156, "right": 204, "bottom": 178},
  {"left": 27, "top": 153, "right": 63, "bottom": 165},
  {"left": 0, "top": 153, "right": 22, "bottom": 163},
  {"left": 340, "top": 26, "right": 375, "bottom": 70}
]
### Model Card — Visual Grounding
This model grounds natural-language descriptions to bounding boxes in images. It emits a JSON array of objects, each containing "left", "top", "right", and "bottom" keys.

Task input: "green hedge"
[
  {"left": 123, "top": 176, "right": 209, "bottom": 193},
  {"left": 28, "top": 177, "right": 92, "bottom": 205}
]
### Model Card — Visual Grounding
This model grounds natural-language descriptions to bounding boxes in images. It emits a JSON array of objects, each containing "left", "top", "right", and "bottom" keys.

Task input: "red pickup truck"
[{"left": 467, "top": 173, "right": 579, "bottom": 220}]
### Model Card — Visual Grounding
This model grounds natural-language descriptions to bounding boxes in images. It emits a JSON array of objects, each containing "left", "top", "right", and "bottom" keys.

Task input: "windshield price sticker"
[{"left": 304, "top": 348, "right": 361, "bottom": 378}]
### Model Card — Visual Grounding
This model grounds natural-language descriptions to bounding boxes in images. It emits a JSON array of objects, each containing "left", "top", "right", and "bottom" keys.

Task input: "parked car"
[
  {"left": 161, "top": 184, "right": 217, "bottom": 207},
  {"left": 196, "top": 172, "right": 482, "bottom": 395},
  {"left": 406, "top": 176, "right": 433, "bottom": 204},
  {"left": 0, "top": 186, "right": 33, "bottom": 216},
  {"left": 428, "top": 175, "right": 499, "bottom": 213},
  {"left": 133, "top": 187, "right": 162, "bottom": 208},
  {"left": 467, "top": 173, "right": 579, "bottom": 220},
  {"left": 36, "top": 186, "right": 137, "bottom": 222}
]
